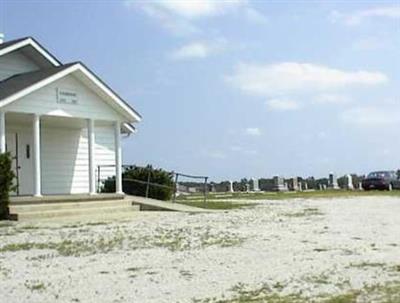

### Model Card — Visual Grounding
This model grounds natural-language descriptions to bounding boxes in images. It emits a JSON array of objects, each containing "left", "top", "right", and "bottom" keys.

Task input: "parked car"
[{"left": 362, "top": 171, "right": 400, "bottom": 191}]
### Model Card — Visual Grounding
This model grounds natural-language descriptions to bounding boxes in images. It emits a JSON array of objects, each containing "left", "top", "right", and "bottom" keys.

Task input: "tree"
[
  {"left": 0, "top": 153, "right": 16, "bottom": 219},
  {"left": 102, "top": 165, "right": 174, "bottom": 201}
]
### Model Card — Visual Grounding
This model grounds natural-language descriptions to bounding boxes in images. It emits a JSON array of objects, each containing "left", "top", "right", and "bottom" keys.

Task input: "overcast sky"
[{"left": 1, "top": 1, "right": 399, "bottom": 181}]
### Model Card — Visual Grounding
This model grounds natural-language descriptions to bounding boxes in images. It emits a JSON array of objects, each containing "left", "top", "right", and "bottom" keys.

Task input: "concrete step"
[
  {"left": 15, "top": 204, "right": 140, "bottom": 221},
  {"left": 9, "top": 199, "right": 133, "bottom": 213},
  {"left": 10, "top": 193, "right": 125, "bottom": 205}
]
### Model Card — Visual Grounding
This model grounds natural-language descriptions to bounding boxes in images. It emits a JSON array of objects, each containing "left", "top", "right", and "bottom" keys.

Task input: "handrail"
[{"left": 96, "top": 165, "right": 209, "bottom": 204}]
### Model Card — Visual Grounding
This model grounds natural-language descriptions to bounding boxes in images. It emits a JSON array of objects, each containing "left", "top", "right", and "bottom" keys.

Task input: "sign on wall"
[{"left": 56, "top": 88, "right": 78, "bottom": 105}]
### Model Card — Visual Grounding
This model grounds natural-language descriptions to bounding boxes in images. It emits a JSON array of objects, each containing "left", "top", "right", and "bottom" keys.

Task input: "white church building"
[{"left": 0, "top": 36, "right": 141, "bottom": 197}]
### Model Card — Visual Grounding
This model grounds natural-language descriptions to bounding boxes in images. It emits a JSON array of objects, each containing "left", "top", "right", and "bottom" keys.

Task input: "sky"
[{"left": 0, "top": 0, "right": 399, "bottom": 181}]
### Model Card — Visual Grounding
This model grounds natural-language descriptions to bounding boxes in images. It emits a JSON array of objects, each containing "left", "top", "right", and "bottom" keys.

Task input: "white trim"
[
  {"left": 87, "top": 119, "right": 96, "bottom": 195},
  {"left": 114, "top": 121, "right": 123, "bottom": 194},
  {"left": 0, "top": 63, "right": 141, "bottom": 122},
  {"left": 0, "top": 38, "right": 60, "bottom": 67},
  {"left": 33, "top": 114, "right": 42, "bottom": 197},
  {"left": 0, "top": 112, "right": 5, "bottom": 153},
  {"left": 122, "top": 122, "right": 136, "bottom": 134}
]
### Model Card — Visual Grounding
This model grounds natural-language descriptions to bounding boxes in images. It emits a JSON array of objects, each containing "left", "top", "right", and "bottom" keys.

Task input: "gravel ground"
[{"left": 0, "top": 196, "right": 399, "bottom": 302}]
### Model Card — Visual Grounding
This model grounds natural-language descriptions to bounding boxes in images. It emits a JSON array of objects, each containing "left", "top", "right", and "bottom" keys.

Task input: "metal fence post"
[
  {"left": 172, "top": 172, "right": 179, "bottom": 203},
  {"left": 204, "top": 176, "right": 208, "bottom": 205},
  {"left": 145, "top": 171, "right": 151, "bottom": 198},
  {"left": 97, "top": 166, "right": 101, "bottom": 193}
]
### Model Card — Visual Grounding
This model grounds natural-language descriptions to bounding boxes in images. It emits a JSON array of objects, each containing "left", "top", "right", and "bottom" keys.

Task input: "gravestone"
[
  {"left": 328, "top": 173, "right": 339, "bottom": 189},
  {"left": 273, "top": 176, "right": 288, "bottom": 192},
  {"left": 304, "top": 182, "right": 308, "bottom": 190},
  {"left": 251, "top": 178, "right": 260, "bottom": 192},
  {"left": 288, "top": 177, "right": 299, "bottom": 191},
  {"left": 210, "top": 184, "right": 217, "bottom": 193},
  {"left": 359, "top": 182, "right": 363, "bottom": 190},
  {"left": 323, "top": 184, "right": 327, "bottom": 190},
  {"left": 228, "top": 181, "right": 234, "bottom": 193},
  {"left": 346, "top": 174, "right": 354, "bottom": 190}
]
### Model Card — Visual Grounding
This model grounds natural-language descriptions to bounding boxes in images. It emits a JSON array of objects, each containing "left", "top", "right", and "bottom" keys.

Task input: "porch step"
[
  {"left": 9, "top": 199, "right": 140, "bottom": 221},
  {"left": 10, "top": 193, "right": 125, "bottom": 205},
  {"left": 9, "top": 199, "right": 134, "bottom": 213}
]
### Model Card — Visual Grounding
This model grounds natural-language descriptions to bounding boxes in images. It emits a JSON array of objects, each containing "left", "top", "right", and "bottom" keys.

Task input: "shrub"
[
  {"left": 0, "top": 153, "right": 16, "bottom": 219},
  {"left": 102, "top": 165, "right": 174, "bottom": 201}
]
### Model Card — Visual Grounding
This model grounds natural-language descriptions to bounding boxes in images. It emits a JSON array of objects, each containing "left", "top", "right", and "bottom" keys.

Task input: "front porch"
[
  {"left": 0, "top": 111, "right": 123, "bottom": 197},
  {"left": 8, "top": 193, "right": 137, "bottom": 221},
  {"left": 10, "top": 192, "right": 125, "bottom": 205}
]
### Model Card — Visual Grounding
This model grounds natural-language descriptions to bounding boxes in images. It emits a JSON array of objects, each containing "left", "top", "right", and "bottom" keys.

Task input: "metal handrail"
[{"left": 96, "top": 165, "right": 209, "bottom": 203}]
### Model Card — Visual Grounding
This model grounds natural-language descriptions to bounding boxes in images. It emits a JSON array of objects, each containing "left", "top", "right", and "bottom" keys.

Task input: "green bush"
[
  {"left": 0, "top": 153, "right": 16, "bottom": 219},
  {"left": 102, "top": 165, "right": 174, "bottom": 201}
]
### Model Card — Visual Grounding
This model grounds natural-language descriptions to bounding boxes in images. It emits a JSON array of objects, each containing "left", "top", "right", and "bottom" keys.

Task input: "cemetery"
[
  {"left": 183, "top": 170, "right": 399, "bottom": 196},
  {"left": 1, "top": 2, "right": 399, "bottom": 303}
]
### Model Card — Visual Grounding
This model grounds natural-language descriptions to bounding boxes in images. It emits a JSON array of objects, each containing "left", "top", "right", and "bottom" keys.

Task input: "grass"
[
  {"left": 0, "top": 224, "right": 245, "bottom": 255},
  {"left": 179, "top": 190, "right": 400, "bottom": 202},
  {"left": 193, "top": 280, "right": 400, "bottom": 303},
  {"left": 349, "top": 262, "right": 386, "bottom": 269},
  {"left": 24, "top": 280, "right": 46, "bottom": 291},
  {"left": 177, "top": 200, "right": 257, "bottom": 210},
  {"left": 282, "top": 207, "right": 323, "bottom": 218},
  {"left": 0, "top": 233, "right": 125, "bottom": 256}
]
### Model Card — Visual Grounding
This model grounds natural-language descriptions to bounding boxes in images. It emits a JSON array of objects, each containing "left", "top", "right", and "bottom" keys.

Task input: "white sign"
[{"left": 57, "top": 88, "right": 78, "bottom": 105}]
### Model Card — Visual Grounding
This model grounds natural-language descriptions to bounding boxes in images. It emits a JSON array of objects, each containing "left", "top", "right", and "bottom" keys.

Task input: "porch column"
[
  {"left": 0, "top": 111, "right": 5, "bottom": 153},
  {"left": 33, "top": 114, "right": 42, "bottom": 197},
  {"left": 114, "top": 121, "right": 123, "bottom": 194},
  {"left": 87, "top": 119, "right": 96, "bottom": 195}
]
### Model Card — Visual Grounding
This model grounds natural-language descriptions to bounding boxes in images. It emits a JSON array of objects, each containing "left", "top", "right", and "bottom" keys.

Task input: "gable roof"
[
  {"left": 0, "top": 37, "right": 61, "bottom": 66},
  {"left": 0, "top": 63, "right": 75, "bottom": 101},
  {"left": 0, "top": 37, "right": 29, "bottom": 51},
  {"left": 0, "top": 62, "right": 142, "bottom": 122}
]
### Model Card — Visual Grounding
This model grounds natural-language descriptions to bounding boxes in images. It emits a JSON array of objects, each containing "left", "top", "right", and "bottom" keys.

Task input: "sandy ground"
[{"left": 0, "top": 196, "right": 399, "bottom": 302}]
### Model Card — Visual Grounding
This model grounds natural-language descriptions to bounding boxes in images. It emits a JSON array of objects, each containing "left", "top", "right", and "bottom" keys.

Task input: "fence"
[
  {"left": 96, "top": 165, "right": 209, "bottom": 203},
  {"left": 172, "top": 172, "right": 208, "bottom": 203}
]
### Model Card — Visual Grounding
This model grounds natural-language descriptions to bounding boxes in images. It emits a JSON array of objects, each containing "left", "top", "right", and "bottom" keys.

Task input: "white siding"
[
  {"left": 95, "top": 126, "right": 116, "bottom": 187},
  {"left": 0, "top": 51, "right": 39, "bottom": 81},
  {"left": 40, "top": 124, "right": 116, "bottom": 195},
  {"left": 41, "top": 127, "right": 89, "bottom": 195},
  {"left": 4, "top": 75, "right": 123, "bottom": 121}
]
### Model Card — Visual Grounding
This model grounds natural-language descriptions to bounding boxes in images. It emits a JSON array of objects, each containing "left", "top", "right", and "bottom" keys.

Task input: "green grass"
[
  {"left": 193, "top": 280, "right": 400, "bottom": 303},
  {"left": 0, "top": 224, "right": 244, "bottom": 255},
  {"left": 180, "top": 190, "right": 400, "bottom": 202},
  {"left": 24, "top": 280, "right": 46, "bottom": 291},
  {"left": 177, "top": 200, "right": 257, "bottom": 210},
  {"left": 282, "top": 207, "right": 323, "bottom": 218}
]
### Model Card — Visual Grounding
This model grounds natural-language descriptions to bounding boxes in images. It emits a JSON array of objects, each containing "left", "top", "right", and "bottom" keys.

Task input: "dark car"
[{"left": 362, "top": 171, "right": 400, "bottom": 191}]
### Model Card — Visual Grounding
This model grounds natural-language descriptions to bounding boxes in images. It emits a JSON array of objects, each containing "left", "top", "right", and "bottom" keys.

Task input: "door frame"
[
  {"left": 6, "top": 133, "right": 20, "bottom": 196},
  {"left": 6, "top": 130, "right": 34, "bottom": 196}
]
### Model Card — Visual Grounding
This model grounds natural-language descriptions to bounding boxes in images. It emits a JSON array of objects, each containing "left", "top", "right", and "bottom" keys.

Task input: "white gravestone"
[
  {"left": 289, "top": 178, "right": 299, "bottom": 191},
  {"left": 346, "top": 174, "right": 354, "bottom": 190},
  {"left": 273, "top": 176, "right": 288, "bottom": 192},
  {"left": 228, "top": 181, "right": 234, "bottom": 193},
  {"left": 329, "top": 173, "right": 339, "bottom": 189},
  {"left": 252, "top": 178, "right": 260, "bottom": 192}
]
